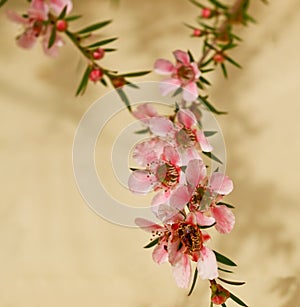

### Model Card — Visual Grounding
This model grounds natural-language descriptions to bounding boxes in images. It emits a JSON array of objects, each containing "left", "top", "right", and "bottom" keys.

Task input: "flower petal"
[
  {"left": 177, "top": 108, "right": 196, "bottom": 128},
  {"left": 154, "top": 59, "right": 175, "bottom": 75},
  {"left": 195, "top": 211, "right": 216, "bottom": 227},
  {"left": 16, "top": 29, "right": 37, "bottom": 49},
  {"left": 173, "top": 50, "right": 190, "bottom": 65},
  {"left": 128, "top": 170, "right": 153, "bottom": 194},
  {"left": 28, "top": 0, "right": 49, "bottom": 20},
  {"left": 170, "top": 186, "right": 191, "bottom": 210},
  {"left": 152, "top": 241, "right": 168, "bottom": 264},
  {"left": 6, "top": 10, "right": 29, "bottom": 24},
  {"left": 211, "top": 205, "right": 235, "bottom": 234},
  {"left": 162, "top": 145, "right": 180, "bottom": 165},
  {"left": 182, "top": 82, "right": 198, "bottom": 102},
  {"left": 186, "top": 159, "right": 207, "bottom": 188},
  {"left": 209, "top": 172, "right": 233, "bottom": 195},
  {"left": 135, "top": 218, "right": 163, "bottom": 232},
  {"left": 148, "top": 117, "right": 173, "bottom": 137},
  {"left": 159, "top": 78, "right": 181, "bottom": 96},
  {"left": 172, "top": 254, "right": 191, "bottom": 288},
  {"left": 132, "top": 103, "right": 158, "bottom": 121},
  {"left": 196, "top": 130, "right": 213, "bottom": 152},
  {"left": 197, "top": 247, "right": 218, "bottom": 280},
  {"left": 50, "top": 0, "right": 73, "bottom": 15},
  {"left": 190, "top": 62, "right": 201, "bottom": 79}
]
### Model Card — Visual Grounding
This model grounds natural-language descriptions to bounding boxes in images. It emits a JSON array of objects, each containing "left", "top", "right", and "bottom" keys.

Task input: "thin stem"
[{"left": 197, "top": 0, "right": 247, "bottom": 68}]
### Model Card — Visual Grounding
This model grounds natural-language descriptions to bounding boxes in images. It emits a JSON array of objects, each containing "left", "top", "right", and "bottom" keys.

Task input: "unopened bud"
[
  {"left": 201, "top": 8, "right": 211, "bottom": 18},
  {"left": 89, "top": 68, "right": 103, "bottom": 82},
  {"left": 193, "top": 28, "right": 202, "bottom": 37},
  {"left": 92, "top": 48, "right": 105, "bottom": 60},
  {"left": 56, "top": 20, "right": 68, "bottom": 32},
  {"left": 213, "top": 53, "right": 225, "bottom": 63}
]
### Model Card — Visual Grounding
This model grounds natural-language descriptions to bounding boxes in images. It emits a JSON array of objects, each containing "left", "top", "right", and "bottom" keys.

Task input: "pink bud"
[
  {"left": 193, "top": 28, "right": 202, "bottom": 37},
  {"left": 201, "top": 8, "right": 211, "bottom": 18},
  {"left": 56, "top": 20, "right": 68, "bottom": 32},
  {"left": 111, "top": 76, "right": 126, "bottom": 88},
  {"left": 92, "top": 48, "right": 105, "bottom": 60},
  {"left": 213, "top": 53, "right": 225, "bottom": 63},
  {"left": 89, "top": 68, "right": 103, "bottom": 82}
]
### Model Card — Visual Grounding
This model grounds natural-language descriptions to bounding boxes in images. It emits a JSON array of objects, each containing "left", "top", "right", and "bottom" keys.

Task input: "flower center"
[
  {"left": 190, "top": 185, "right": 205, "bottom": 209},
  {"left": 176, "top": 127, "right": 196, "bottom": 147},
  {"left": 177, "top": 65, "right": 195, "bottom": 84},
  {"left": 177, "top": 223, "right": 202, "bottom": 253},
  {"left": 156, "top": 163, "right": 179, "bottom": 189}
]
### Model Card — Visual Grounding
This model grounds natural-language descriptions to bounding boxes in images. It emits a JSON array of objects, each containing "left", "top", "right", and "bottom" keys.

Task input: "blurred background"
[{"left": 1, "top": 0, "right": 300, "bottom": 306}]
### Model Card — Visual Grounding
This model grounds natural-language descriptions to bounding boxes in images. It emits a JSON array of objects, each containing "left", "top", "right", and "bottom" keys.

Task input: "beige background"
[{"left": 1, "top": 0, "right": 300, "bottom": 306}]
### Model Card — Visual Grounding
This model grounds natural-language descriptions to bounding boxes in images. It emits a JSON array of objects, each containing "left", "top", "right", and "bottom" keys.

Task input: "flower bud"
[
  {"left": 201, "top": 8, "right": 211, "bottom": 18},
  {"left": 111, "top": 76, "right": 126, "bottom": 88},
  {"left": 210, "top": 281, "right": 230, "bottom": 305},
  {"left": 193, "top": 28, "right": 202, "bottom": 37},
  {"left": 92, "top": 48, "right": 105, "bottom": 60},
  {"left": 89, "top": 68, "right": 103, "bottom": 82},
  {"left": 56, "top": 20, "right": 68, "bottom": 32},
  {"left": 213, "top": 53, "right": 225, "bottom": 63}
]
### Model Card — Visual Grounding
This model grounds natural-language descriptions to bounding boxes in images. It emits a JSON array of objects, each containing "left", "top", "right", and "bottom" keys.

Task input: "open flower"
[
  {"left": 136, "top": 212, "right": 218, "bottom": 288},
  {"left": 170, "top": 159, "right": 235, "bottom": 234},
  {"left": 7, "top": 0, "right": 72, "bottom": 55},
  {"left": 128, "top": 144, "right": 182, "bottom": 194},
  {"left": 154, "top": 50, "right": 201, "bottom": 102}
]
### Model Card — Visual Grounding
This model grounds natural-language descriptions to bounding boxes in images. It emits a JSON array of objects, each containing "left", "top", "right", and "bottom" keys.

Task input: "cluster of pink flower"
[
  {"left": 7, "top": 0, "right": 72, "bottom": 56},
  {"left": 129, "top": 50, "right": 235, "bottom": 304}
]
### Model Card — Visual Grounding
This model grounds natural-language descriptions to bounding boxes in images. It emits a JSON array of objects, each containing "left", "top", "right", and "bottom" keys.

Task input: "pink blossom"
[
  {"left": 132, "top": 103, "right": 159, "bottom": 124},
  {"left": 154, "top": 50, "right": 201, "bottom": 102},
  {"left": 128, "top": 145, "right": 182, "bottom": 194},
  {"left": 176, "top": 108, "right": 213, "bottom": 153},
  {"left": 135, "top": 212, "right": 218, "bottom": 288},
  {"left": 7, "top": 0, "right": 72, "bottom": 56},
  {"left": 170, "top": 159, "right": 235, "bottom": 234}
]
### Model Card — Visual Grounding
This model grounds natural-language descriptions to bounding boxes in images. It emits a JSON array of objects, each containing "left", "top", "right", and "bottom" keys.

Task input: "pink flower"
[
  {"left": 7, "top": 0, "right": 72, "bottom": 55},
  {"left": 170, "top": 159, "right": 235, "bottom": 234},
  {"left": 154, "top": 50, "right": 201, "bottom": 102},
  {"left": 132, "top": 103, "right": 159, "bottom": 124},
  {"left": 128, "top": 144, "right": 182, "bottom": 194},
  {"left": 176, "top": 108, "right": 213, "bottom": 153},
  {"left": 136, "top": 212, "right": 218, "bottom": 288}
]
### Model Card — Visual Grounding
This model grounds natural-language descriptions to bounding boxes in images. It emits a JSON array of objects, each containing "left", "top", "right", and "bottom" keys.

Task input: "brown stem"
[{"left": 197, "top": 0, "right": 247, "bottom": 68}]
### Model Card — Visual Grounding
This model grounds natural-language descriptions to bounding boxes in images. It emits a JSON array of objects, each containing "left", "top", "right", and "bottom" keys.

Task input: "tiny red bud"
[
  {"left": 213, "top": 53, "right": 225, "bottom": 63},
  {"left": 89, "top": 68, "right": 103, "bottom": 82},
  {"left": 111, "top": 76, "right": 126, "bottom": 88},
  {"left": 201, "top": 8, "right": 211, "bottom": 18},
  {"left": 56, "top": 20, "right": 68, "bottom": 32},
  {"left": 193, "top": 28, "right": 201, "bottom": 37},
  {"left": 92, "top": 48, "right": 105, "bottom": 60}
]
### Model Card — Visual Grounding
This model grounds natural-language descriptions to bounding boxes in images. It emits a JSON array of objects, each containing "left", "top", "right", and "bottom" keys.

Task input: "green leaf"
[
  {"left": 183, "top": 23, "right": 197, "bottom": 30},
  {"left": 209, "top": 0, "right": 228, "bottom": 9},
  {"left": 65, "top": 15, "right": 82, "bottom": 22},
  {"left": 120, "top": 70, "right": 151, "bottom": 78},
  {"left": 116, "top": 88, "right": 132, "bottom": 112},
  {"left": 134, "top": 128, "right": 150, "bottom": 134},
  {"left": 188, "top": 0, "right": 205, "bottom": 9},
  {"left": 217, "top": 202, "right": 235, "bottom": 209},
  {"left": 224, "top": 55, "right": 242, "bottom": 68},
  {"left": 47, "top": 26, "right": 57, "bottom": 49},
  {"left": 0, "top": 0, "right": 9, "bottom": 7},
  {"left": 202, "top": 152, "right": 223, "bottom": 164},
  {"left": 222, "top": 304, "right": 227, "bottom": 307},
  {"left": 198, "top": 96, "right": 227, "bottom": 115},
  {"left": 57, "top": 5, "right": 68, "bottom": 19},
  {"left": 199, "top": 76, "right": 211, "bottom": 86},
  {"left": 213, "top": 250, "right": 237, "bottom": 267},
  {"left": 144, "top": 238, "right": 159, "bottom": 248},
  {"left": 188, "top": 268, "right": 198, "bottom": 296},
  {"left": 230, "top": 293, "right": 248, "bottom": 306},
  {"left": 77, "top": 20, "right": 112, "bottom": 34},
  {"left": 76, "top": 66, "right": 92, "bottom": 96},
  {"left": 201, "top": 68, "right": 214, "bottom": 73},
  {"left": 100, "top": 78, "right": 108, "bottom": 87},
  {"left": 221, "top": 63, "right": 228, "bottom": 78},
  {"left": 172, "top": 87, "right": 183, "bottom": 97},
  {"left": 218, "top": 277, "right": 246, "bottom": 286},
  {"left": 187, "top": 50, "right": 195, "bottom": 62},
  {"left": 218, "top": 267, "right": 234, "bottom": 273},
  {"left": 204, "top": 130, "right": 217, "bottom": 137},
  {"left": 86, "top": 37, "right": 118, "bottom": 49},
  {"left": 103, "top": 48, "right": 117, "bottom": 52}
]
